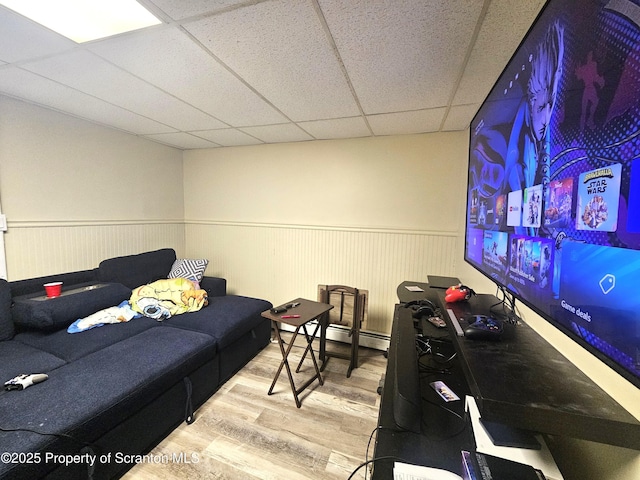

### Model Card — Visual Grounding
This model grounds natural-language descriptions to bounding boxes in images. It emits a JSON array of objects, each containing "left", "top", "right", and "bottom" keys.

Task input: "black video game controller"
[{"left": 464, "top": 315, "right": 503, "bottom": 340}]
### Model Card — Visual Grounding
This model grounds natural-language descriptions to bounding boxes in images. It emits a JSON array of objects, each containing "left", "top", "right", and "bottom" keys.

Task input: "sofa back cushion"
[
  {"left": 98, "top": 248, "right": 177, "bottom": 289},
  {"left": 12, "top": 282, "right": 132, "bottom": 331},
  {"left": 0, "top": 279, "right": 14, "bottom": 340},
  {"left": 9, "top": 269, "right": 98, "bottom": 298}
]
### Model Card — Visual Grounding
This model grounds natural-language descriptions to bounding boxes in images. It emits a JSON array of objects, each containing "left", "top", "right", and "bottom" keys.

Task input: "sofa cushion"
[
  {"left": 0, "top": 327, "right": 216, "bottom": 451},
  {"left": 12, "top": 282, "right": 132, "bottom": 331},
  {"left": 9, "top": 269, "right": 98, "bottom": 297},
  {"left": 98, "top": 248, "right": 176, "bottom": 289},
  {"left": 199, "top": 276, "right": 227, "bottom": 297},
  {"left": 168, "top": 258, "right": 209, "bottom": 284},
  {"left": 163, "top": 295, "right": 272, "bottom": 349},
  {"left": 0, "top": 279, "right": 13, "bottom": 340},
  {"left": 14, "top": 316, "right": 157, "bottom": 362},
  {"left": 0, "top": 341, "right": 66, "bottom": 380}
]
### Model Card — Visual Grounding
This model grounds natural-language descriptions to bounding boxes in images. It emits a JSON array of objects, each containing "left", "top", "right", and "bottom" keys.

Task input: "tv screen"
[{"left": 466, "top": 0, "right": 640, "bottom": 387}]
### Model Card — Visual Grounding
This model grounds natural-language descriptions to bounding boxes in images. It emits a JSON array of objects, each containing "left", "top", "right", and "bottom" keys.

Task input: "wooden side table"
[{"left": 262, "top": 298, "right": 333, "bottom": 408}]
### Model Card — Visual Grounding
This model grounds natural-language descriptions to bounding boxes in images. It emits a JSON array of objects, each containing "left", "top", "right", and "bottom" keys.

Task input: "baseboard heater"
[{"left": 278, "top": 323, "right": 390, "bottom": 351}]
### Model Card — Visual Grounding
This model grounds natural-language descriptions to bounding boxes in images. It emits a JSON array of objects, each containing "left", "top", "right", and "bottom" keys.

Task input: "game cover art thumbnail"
[
  {"left": 576, "top": 164, "right": 621, "bottom": 232},
  {"left": 544, "top": 178, "right": 573, "bottom": 229}
]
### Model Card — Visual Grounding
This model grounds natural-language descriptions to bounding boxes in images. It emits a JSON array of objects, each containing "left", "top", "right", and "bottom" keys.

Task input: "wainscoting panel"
[
  {"left": 4, "top": 221, "right": 185, "bottom": 281},
  {"left": 186, "top": 222, "right": 459, "bottom": 336}
]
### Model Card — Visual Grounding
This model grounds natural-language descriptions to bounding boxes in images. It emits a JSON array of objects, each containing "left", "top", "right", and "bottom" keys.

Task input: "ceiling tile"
[
  {"left": 451, "top": 0, "right": 546, "bottom": 106},
  {"left": 185, "top": 0, "right": 360, "bottom": 121},
  {"left": 298, "top": 117, "right": 371, "bottom": 140},
  {"left": 88, "top": 26, "right": 287, "bottom": 127},
  {"left": 442, "top": 104, "right": 481, "bottom": 131},
  {"left": 143, "top": 132, "right": 220, "bottom": 149},
  {"left": 367, "top": 109, "right": 446, "bottom": 136},
  {"left": 0, "top": 7, "right": 75, "bottom": 63},
  {"left": 21, "top": 50, "right": 227, "bottom": 131},
  {"left": 147, "top": 0, "right": 247, "bottom": 21},
  {"left": 193, "top": 128, "right": 263, "bottom": 147},
  {"left": 318, "top": 0, "right": 484, "bottom": 115},
  {"left": 0, "top": 0, "right": 546, "bottom": 149},
  {"left": 240, "top": 123, "right": 314, "bottom": 143},
  {"left": 0, "top": 67, "right": 175, "bottom": 134}
]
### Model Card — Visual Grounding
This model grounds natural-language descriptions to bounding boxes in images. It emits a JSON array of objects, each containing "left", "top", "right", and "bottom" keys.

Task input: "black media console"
[
  {"left": 372, "top": 284, "right": 473, "bottom": 479},
  {"left": 438, "top": 287, "right": 640, "bottom": 450},
  {"left": 372, "top": 280, "right": 640, "bottom": 479}
]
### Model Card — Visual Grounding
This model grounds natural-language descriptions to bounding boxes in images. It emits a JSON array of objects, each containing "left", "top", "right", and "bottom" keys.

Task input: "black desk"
[
  {"left": 372, "top": 285, "right": 473, "bottom": 479},
  {"left": 373, "top": 280, "right": 640, "bottom": 479},
  {"left": 437, "top": 290, "right": 640, "bottom": 450}
]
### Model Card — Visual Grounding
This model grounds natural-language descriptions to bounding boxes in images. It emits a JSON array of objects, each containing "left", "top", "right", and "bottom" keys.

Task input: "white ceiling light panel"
[{"left": 0, "top": 0, "right": 161, "bottom": 43}]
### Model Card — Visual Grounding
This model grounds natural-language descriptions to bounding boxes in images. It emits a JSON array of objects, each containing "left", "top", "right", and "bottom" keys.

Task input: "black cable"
[
  {"left": 492, "top": 285, "right": 521, "bottom": 324},
  {"left": 363, "top": 426, "right": 378, "bottom": 480},
  {"left": 0, "top": 426, "right": 96, "bottom": 449},
  {"left": 347, "top": 455, "right": 408, "bottom": 480},
  {"left": 420, "top": 396, "right": 468, "bottom": 440},
  {"left": 417, "top": 337, "right": 456, "bottom": 366}
]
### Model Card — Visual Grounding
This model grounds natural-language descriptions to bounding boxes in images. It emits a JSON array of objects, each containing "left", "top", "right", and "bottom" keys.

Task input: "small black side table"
[{"left": 262, "top": 298, "right": 333, "bottom": 408}]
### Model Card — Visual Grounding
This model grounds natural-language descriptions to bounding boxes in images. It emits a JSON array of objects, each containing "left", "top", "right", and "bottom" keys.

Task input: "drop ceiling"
[{"left": 0, "top": 0, "right": 547, "bottom": 150}]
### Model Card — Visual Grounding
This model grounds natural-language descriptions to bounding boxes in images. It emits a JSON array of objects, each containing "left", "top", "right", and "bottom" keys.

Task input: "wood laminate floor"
[{"left": 122, "top": 331, "right": 388, "bottom": 480}]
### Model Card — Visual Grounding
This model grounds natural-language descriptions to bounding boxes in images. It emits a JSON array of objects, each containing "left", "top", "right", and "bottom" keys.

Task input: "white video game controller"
[{"left": 4, "top": 373, "right": 49, "bottom": 391}]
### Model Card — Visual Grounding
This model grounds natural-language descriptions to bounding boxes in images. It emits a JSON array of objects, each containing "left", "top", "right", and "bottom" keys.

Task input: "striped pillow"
[{"left": 168, "top": 258, "right": 209, "bottom": 284}]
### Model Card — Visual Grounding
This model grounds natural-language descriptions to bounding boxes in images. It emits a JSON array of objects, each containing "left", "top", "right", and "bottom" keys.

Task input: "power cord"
[
  {"left": 419, "top": 396, "right": 468, "bottom": 440},
  {"left": 0, "top": 425, "right": 93, "bottom": 448},
  {"left": 349, "top": 455, "right": 408, "bottom": 480},
  {"left": 492, "top": 285, "right": 522, "bottom": 324},
  {"left": 361, "top": 424, "right": 430, "bottom": 479}
]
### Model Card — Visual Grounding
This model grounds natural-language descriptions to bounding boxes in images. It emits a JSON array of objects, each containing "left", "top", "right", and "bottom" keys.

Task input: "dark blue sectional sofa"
[{"left": 0, "top": 249, "right": 272, "bottom": 479}]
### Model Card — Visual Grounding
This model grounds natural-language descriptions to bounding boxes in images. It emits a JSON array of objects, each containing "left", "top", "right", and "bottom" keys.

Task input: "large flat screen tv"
[{"left": 466, "top": 0, "right": 640, "bottom": 387}]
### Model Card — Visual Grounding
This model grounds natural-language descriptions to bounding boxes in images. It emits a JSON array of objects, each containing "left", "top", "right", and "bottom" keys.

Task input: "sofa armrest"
[{"left": 200, "top": 276, "right": 226, "bottom": 297}]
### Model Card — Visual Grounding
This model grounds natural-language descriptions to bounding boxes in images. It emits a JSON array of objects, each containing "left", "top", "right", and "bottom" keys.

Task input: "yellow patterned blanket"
[{"left": 129, "top": 278, "right": 208, "bottom": 320}]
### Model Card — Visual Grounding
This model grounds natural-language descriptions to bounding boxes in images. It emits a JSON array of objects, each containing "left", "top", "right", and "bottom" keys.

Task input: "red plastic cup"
[{"left": 44, "top": 282, "right": 63, "bottom": 298}]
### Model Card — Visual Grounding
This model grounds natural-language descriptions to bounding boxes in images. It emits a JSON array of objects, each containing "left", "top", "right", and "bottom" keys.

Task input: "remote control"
[
  {"left": 270, "top": 306, "right": 287, "bottom": 314},
  {"left": 428, "top": 316, "right": 447, "bottom": 328}
]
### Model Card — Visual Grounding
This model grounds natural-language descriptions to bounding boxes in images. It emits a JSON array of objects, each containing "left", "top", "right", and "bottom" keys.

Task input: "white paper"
[
  {"left": 405, "top": 285, "right": 424, "bottom": 292},
  {"left": 393, "top": 462, "right": 462, "bottom": 480},
  {"left": 465, "top": 396, "right": 564, "bottom": 480}
]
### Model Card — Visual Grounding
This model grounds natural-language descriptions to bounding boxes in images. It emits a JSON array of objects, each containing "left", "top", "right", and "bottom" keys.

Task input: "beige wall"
[
  {"left": 0, "top": 95, "right": 185, "bottom": 279},
  {"left": 184, "top": 134, "right": 465, "bottom": 231},
  {"left": 183, "top": 133, "right": 466, "bottom": 333}
]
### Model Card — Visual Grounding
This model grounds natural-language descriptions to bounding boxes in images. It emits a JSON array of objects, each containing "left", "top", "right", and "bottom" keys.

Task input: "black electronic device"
[
  {"left": 427, "top": 275, "right": 461, "bottom": 289},
  {"left": 480, "top": 419, "right": 541, "bottom": 450},
  {"left": 412, "top": 304, "right": 436, "bottom": 319},
  {"left": 404, "top": 299, "right": 438, "bottom": 320},
  {"left": 392, "top": 310, "right": 421, "bottom": 433},
  {"left": 464, "top": 315, "right": 503, "bottom": 341}
]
